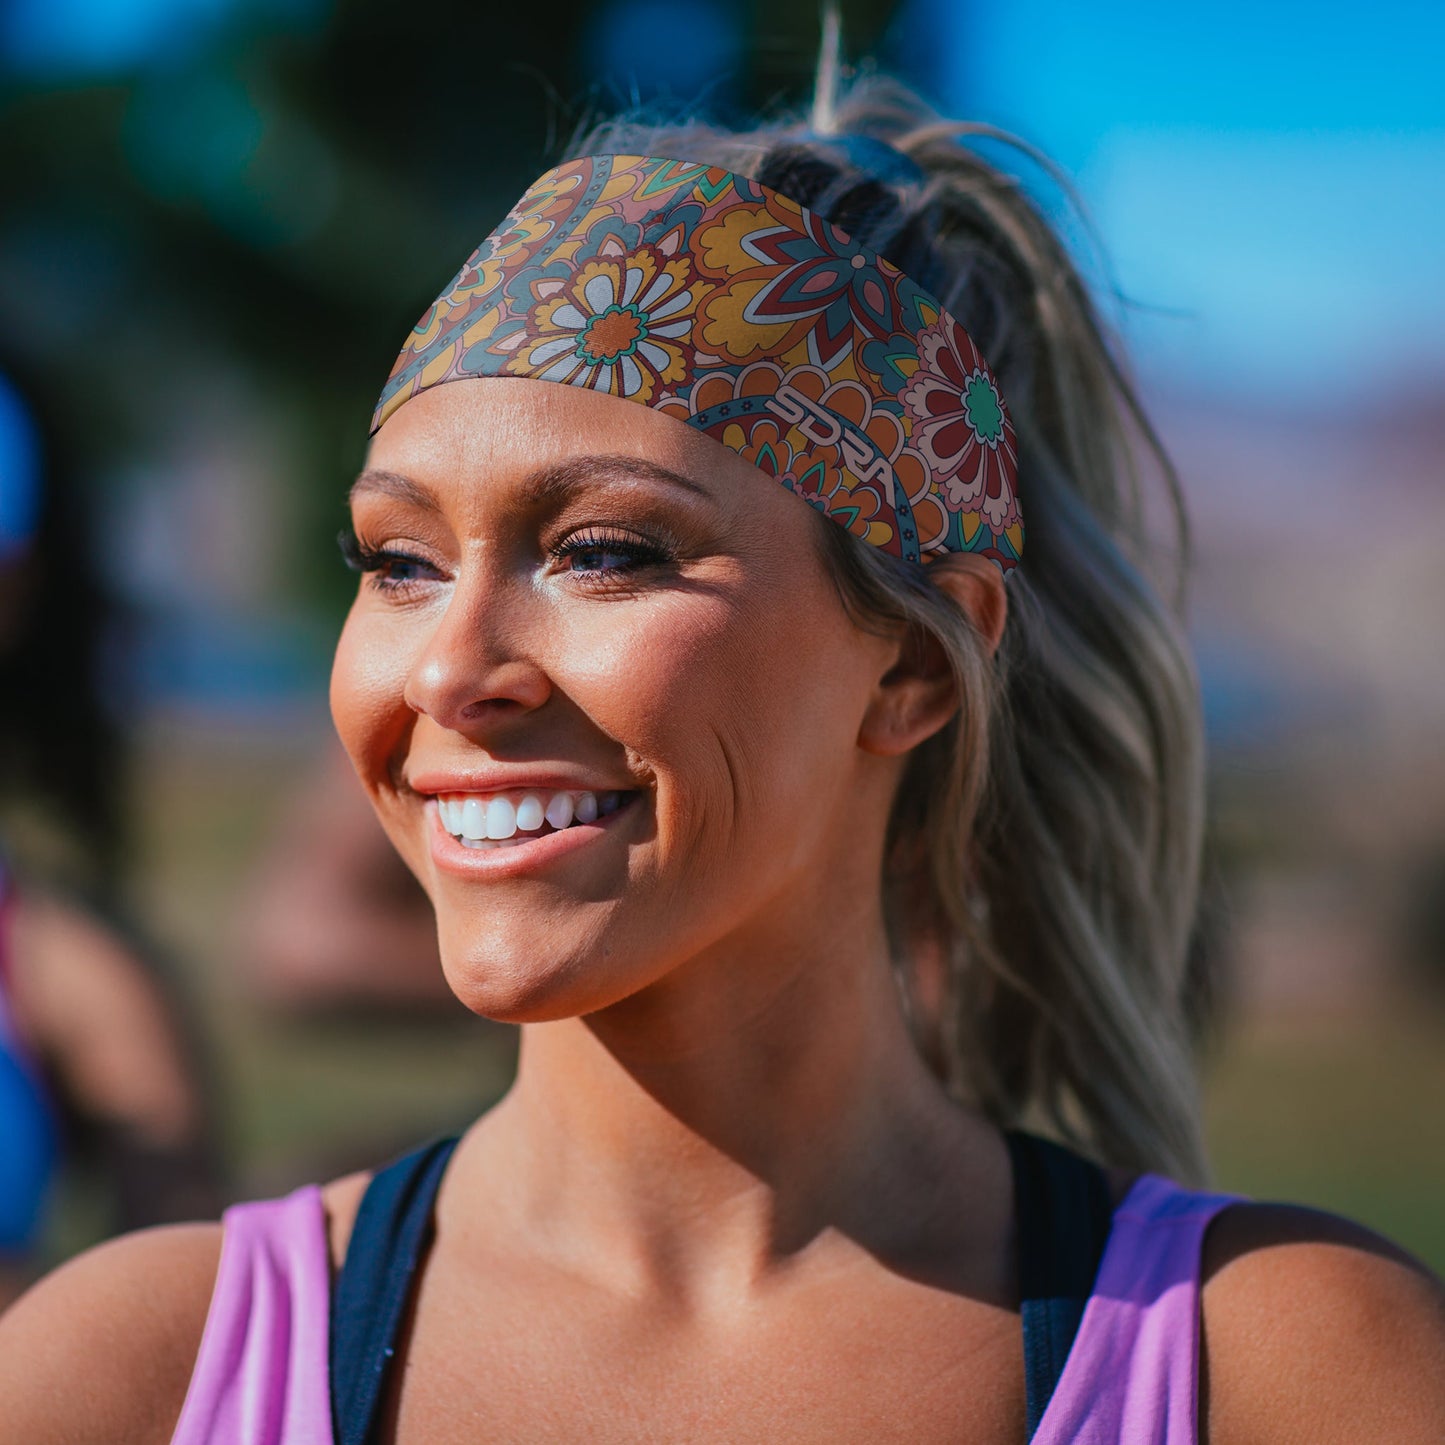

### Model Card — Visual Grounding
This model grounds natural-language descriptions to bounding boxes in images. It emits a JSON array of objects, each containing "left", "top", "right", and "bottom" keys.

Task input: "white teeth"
[
  {"left": 485, "top": 796, "right": 518, "bottom": 840},
  {"left": 439, "top": 787, "right": 620, "bottom": 840},
  {"left": 460, "top": 797, "right": 487, "bottom": 840}
]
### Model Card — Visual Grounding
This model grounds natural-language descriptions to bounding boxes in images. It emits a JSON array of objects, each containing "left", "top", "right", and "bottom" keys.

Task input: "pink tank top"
[
  {"left": 170, "top": 1186, "right": 332, "bottom": 1445},
  {"left": 171, "top": 1174, "right": 1236, "bottom": 1444}
]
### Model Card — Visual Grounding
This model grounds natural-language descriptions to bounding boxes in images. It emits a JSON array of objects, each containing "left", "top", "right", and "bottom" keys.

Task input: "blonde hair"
[{"left": 571, "top": 73, "right": 1209, "bottom": 1184}]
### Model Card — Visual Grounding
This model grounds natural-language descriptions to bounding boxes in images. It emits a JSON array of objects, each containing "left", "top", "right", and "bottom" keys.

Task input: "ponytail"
[{"left": 572, "top": 70, "right": 1209, "bottom": 1184}]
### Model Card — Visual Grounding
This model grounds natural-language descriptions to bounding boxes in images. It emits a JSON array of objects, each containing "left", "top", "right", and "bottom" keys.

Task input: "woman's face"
[{"left": 331, "top": 378, "right": 905, "bottom": 1022}]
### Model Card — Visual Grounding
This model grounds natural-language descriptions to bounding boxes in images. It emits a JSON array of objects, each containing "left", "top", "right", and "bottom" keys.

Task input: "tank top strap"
[
  {"left": 329, "top": 1136, "right": 459, "bottom": 1445},
  {"left": 170, "top": 1185, "right": 334, "bottom": 1445},
  {"left": 1031, "top": 1174, "right": 1241, "bottom": 1445},
  {"left": 1005, "top": 1130, "right": 1115, "bottom": 1438}
]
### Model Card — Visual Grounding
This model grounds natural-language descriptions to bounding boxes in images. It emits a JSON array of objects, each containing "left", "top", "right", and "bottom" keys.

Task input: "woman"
[{"left": 3, "top": 75, "right": 1443, "bottom": 1444}]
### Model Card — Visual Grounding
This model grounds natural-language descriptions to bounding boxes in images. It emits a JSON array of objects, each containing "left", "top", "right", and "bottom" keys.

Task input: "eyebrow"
[
  {"left": 518, "top": 454, "right": 713, "bottom": 505},
  {"left": 348, "top": 454, "right": 714, "bottom": 511},
  {"left": 348, "top": 469, "right": 441, "bottom": 511}
]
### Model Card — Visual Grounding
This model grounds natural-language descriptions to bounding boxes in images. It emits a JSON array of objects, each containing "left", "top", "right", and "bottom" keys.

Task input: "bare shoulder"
[
  {"left": 0, "top": 1222, "right": 222, "bottom": 1445},
  {"left": 321, "top": 1169, "right": 373, "bottom": 1269},
  {"left": 1200, "top": 1201, "right": 1445, "bottom": 1445}
]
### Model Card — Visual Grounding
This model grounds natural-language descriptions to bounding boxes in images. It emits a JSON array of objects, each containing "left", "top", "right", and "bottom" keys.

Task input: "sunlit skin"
[{"left": 334, "top": 377, "right": 1005, "bottom": 1028}]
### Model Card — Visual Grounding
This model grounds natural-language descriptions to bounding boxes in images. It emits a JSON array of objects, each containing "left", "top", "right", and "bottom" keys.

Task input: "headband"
[{"left": 372, "top": 153, "right": 1022, "bottom": 571}]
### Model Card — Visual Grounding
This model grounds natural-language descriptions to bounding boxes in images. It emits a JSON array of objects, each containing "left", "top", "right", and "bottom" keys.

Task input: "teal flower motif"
[{"left": 963, "top": 373, "right": 1004, "bottom": 445}]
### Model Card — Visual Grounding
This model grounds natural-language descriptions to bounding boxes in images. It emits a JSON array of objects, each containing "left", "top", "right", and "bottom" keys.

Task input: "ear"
[
  {"left": 857, "top": 553, "right": 1007, "bottom": 759},
  {"left": 927, "top": 551, "right": 1008, "bottom": 657}
]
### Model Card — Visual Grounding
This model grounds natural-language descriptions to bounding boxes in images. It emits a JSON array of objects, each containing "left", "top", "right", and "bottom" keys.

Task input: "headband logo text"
[{"left": 765, "top": 384, "right": 896, "bottom": 504}]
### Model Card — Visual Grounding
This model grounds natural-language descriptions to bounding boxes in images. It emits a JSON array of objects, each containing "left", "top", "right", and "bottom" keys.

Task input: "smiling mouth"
[{"left": 434, "top": 789, "right": 637, "bottom": 850}]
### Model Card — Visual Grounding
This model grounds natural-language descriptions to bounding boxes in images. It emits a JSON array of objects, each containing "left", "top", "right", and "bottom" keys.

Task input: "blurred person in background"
[
  {"left": 0, "top": 361, "right": 221, "bottom": 1309},
  {"left": 0, "top": 865, "right": 52, "bottom": 1307},
  {"left": 239, "top": 738, "right": 452, "bottom": 1013},
  {"left": 4, "top": 42, "right": 1444, "bottom": 1445}
]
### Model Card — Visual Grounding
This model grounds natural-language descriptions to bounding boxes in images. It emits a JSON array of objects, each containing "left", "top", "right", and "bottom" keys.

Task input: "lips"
[{"left": 421, "top": 786, "right": 641, "bottom": 872}]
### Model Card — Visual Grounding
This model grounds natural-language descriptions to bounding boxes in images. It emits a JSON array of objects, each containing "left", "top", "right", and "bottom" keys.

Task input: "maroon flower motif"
[{"left": 901, "top": 315, "right": 1019, "bottom": 534}]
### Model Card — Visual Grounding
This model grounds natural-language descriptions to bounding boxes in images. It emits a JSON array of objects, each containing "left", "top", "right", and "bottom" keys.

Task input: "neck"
[{"left": 461, "top": 900, "right": 1005, "bottom": 1304}]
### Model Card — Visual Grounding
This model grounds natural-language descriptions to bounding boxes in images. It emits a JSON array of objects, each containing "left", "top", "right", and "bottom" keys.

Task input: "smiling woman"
[
  {"left": 334, "top": 379, "right": 932, "bottom": 1031},
  {"left": 2, "top": 58, "right": 1444, "bottom": 1445}
]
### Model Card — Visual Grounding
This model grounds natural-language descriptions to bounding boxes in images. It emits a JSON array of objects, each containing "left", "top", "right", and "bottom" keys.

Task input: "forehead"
[{"left": 365, "top": 376, "right": 753, "bottom": 507}]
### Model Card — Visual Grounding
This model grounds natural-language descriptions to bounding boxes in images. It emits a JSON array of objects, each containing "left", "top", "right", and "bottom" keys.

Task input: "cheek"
[
  {"left": 572, "top": 581, "right": 866, "bottom": 847},
  {"left": 329, "top": 602, "right": 416, "bottom": 787}
]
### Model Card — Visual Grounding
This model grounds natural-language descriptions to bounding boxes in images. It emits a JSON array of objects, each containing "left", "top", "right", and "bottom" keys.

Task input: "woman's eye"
[
  {"left": 372, "top": 554, "right": 437, "bottom": 586},
  {"left": 552, "top": 531, "right": 670, "bottom": 578},
  {"left": 338, "top": 530, "right": 443, "bottom": 593},
  {"left": 568, "top": 544, "right": 643, "bottom": 573}
]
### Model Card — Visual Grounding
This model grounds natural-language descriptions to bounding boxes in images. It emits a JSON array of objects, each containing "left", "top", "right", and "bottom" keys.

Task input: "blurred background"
[{"left": 0, "top": 0, "right": 1442, "bottom": 1281}]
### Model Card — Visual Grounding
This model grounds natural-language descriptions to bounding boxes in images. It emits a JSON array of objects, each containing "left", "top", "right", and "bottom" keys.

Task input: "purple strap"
[
  {"left": 1032, "top": 1174, "right": 1239, "bottom": 1445},
  {"left": 171, "top": 1186, "right": 334, "bottom": 1445}
]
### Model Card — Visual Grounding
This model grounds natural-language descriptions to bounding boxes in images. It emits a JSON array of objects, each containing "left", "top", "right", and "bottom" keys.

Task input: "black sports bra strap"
[
  {"left": 1005, "top": 1129, "right": 1116, "bottom": 1440},
  {"left": 330, "top": 1136, "right": 459, "bottom": 1445}
]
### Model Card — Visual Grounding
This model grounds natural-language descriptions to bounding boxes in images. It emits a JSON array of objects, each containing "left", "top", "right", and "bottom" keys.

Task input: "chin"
[{"left": 435, "top": 926, "right": 645, "bottom": 1024}]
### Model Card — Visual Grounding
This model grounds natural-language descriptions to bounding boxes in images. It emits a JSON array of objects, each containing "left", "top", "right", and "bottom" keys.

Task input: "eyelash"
[
  {"left": 338, "top": 530, "right": 438, "bottom": 594},
  {"left": 549, "top": 527, "right": 673, "bottom": 580},
  {"left": 337, "top": 526, "right": 674, "bottom": 594}
]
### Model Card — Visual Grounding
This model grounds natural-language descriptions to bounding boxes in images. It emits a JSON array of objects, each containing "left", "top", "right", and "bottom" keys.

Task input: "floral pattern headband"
[{"left": 373, "top": 153, "right": 1022, "bottom": 571}]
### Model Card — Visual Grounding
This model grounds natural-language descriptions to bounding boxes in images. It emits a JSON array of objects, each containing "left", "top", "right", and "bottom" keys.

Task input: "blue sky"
[{"left": 895, "top": 0, "right": 1445, "bottom": 404}]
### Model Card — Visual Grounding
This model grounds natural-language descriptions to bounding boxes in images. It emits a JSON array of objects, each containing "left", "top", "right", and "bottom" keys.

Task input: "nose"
[{"left": 403, "top": 577, "right": 551, "bottom": 730}]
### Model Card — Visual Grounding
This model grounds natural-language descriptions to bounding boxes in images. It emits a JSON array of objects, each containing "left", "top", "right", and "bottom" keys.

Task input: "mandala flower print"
[
  {"left": 483, "top": 163, "right": 588, "bottom": 266},
  {"left": 664, "top": 365, "right": 850, "bottom": 520},
  {"left": 900, "top": 314, "right": 1020, "bottom": 534},
  {"left": 506, "top": 246, "right": 705, "bottom": 403},
  {"left": 722, "top": 416, "right": 835, "bottom": 513},
  {"left": 694, "top": 198, "right": 901, "bottom": 368},
  {"left": 429, "top": 250, "right": 505, "bottom": 337},
  {"left": 740, "top": 213, "right": 901, "bottom": 367}
]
